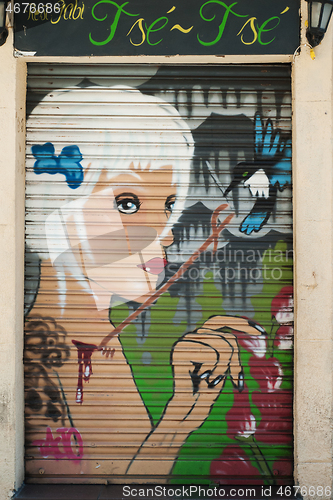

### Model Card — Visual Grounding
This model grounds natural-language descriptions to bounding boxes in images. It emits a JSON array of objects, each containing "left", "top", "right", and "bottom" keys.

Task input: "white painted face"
[
  {"left": 46, "top": 162, "right": 176, "bottom": 309},
  {"left": 275, "top": 298, "right": 294, "bottom": 324}
]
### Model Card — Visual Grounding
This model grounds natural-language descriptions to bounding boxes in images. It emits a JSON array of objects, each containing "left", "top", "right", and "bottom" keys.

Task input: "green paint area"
[
  {"left": 112, "top": 292, "right": 187, "bottom": 425},
  {"left": 251, "top": 240, "right": 293, "bottom": 328},
  {"left": 172, "top": 275, "right": 235, "bottom": 482},
  {"left": 251, "top": 239, "right": 293, "bottom": 387},
  {"left": 111, "top": 254, "right": 293, "bottom": 484},
  {"left": 171, "top": 378, "right": 236, "bottom": 484}
]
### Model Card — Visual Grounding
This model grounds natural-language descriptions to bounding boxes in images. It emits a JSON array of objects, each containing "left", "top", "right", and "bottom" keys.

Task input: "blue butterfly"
[{"left": 32, "top": 142, "right": 84, "bottom": 189}]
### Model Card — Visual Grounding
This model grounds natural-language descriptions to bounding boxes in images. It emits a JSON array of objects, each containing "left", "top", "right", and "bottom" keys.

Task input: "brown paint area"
[{"left": 62, "top": 226, "right": 158, "bottom": 269}]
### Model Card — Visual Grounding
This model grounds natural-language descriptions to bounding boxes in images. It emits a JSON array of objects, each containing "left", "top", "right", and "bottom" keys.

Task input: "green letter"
[
  {"left": 89, "top": 0, "right": 138, "bottom": 46},
  {"left": 257, "top": 16, "right": 280, "bottom": 45},
  {"left": 197, "top": 0, "right": 247, "bottom": 46},
  {"left": 145, "top": 16, "right": 168, "bottom": 45}
]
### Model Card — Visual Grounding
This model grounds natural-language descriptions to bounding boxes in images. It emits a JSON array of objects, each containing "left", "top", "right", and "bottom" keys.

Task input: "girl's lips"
[{"left": 137, "top": 258, "right": 168, "bottom": 275}]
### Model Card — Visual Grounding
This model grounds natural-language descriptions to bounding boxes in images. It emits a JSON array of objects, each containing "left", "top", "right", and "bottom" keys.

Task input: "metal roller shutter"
[{"left": 24, "top": 64, "right": 293, "bottom": 485}]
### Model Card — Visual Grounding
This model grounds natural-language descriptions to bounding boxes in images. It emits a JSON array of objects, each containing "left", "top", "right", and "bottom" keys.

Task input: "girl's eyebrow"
[
  {"left": 115, "top": 192, "right": 140, "bottom": 202},
  {"left": 165, "top": 194, "right": 176, "bottom": 203}
]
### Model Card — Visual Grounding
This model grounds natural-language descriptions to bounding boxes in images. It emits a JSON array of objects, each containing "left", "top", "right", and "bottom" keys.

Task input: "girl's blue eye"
[
  {"left": 115, "top": 194, "right": 141, "bottom": 214},
  {"left": 165, "top": 195, "right": 176, "bottom": 213},
  {"left": 118, "top": 201, "right": 136, "bottom": 213}
]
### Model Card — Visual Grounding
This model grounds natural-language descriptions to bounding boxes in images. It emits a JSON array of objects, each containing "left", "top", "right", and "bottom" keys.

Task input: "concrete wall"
[
  {"left": 0, "top": 30, "right": 26, "bottom": 499},
  {"left": 293, "top": 2, "right": 333, "bottom": 495},
  {"left": 0, "top": 1, "right": 333, "bottom": 497}
]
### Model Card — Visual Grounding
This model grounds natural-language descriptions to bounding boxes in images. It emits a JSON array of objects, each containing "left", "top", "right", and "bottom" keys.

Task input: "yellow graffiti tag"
[
  {"left": 28, "top": 9, "right": 48, "bottom": 21},
  {"left": 51, "top": 0, "right": 84, "bottom": 24},
  {"left": 237, "top": 17, "right": 258, "bottom": 45},
  {"left": 280, "top": 7, "right": 290, "bottom": 14},
  {"left": 167, "top": 6, "right": 176, "bottom": 13},
  {"left": 170, "top": 24, "right": 193, "bottom": 33},
  {"left": 127, "top": 18, "right": 146, "bottom": 46}
]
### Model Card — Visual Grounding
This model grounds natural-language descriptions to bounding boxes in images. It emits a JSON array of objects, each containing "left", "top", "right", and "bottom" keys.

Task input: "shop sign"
[{"left": 14, "top": 0, "right": 300, "bottom": 56}]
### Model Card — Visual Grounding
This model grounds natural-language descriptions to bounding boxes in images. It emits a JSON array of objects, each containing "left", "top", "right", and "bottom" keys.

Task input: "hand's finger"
[
  {"left": 177, "top": 334, "right": 235, "bottom": 389},
  {"left": 172, "top": 339, "right": 224, "bottom": 400},
  {"left": 170, "top": 336, "right": 240, "bottom": 425},
  {"left": 195, "top": 331, "right": 241, "bottom": 388},
  {"left": 101, "top": 347, "right": 115, "bottom": 359},
  {"left": 247, "top": 319, "right": 266, "bottom": 335},
  {"left": 195, "top": 327, "right": 223, "bottom": 336},
  {"left": 186, "top": 328, "right": 244, "bottom": 391},
  {"left": 200, "top": 316, "right": 265, "bottom": 336},
  {"left": 172, "top": 340, "right": 219, "bottom": 376}
]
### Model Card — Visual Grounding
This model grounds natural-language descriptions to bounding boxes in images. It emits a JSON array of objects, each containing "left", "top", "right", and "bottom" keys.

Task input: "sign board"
[{"left": 14, "top": 0, "right": 300, "bottom": 56}]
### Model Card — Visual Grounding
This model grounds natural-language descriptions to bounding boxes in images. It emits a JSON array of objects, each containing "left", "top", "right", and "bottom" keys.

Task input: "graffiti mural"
[{"left": 24, "top": 64, "right": 293, "bottom": 484}]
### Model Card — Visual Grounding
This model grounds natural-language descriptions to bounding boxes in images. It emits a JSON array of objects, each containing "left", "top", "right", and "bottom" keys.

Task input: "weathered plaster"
[{"left": 0, "top": 29, "right": 26, "bottom": 499}]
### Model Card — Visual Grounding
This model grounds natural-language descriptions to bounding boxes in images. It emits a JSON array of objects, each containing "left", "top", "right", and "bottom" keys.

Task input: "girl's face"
[
  {"left": 75, "top": 162, "right": 176, "bottom": 308},
  {"left": 108, "top": 162, "right": 175, "bottom": 247}
]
